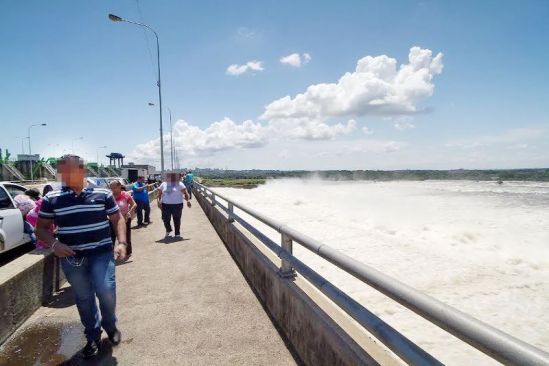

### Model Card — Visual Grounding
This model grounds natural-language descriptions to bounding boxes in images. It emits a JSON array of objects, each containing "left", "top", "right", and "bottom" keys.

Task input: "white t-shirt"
[{"left": 159, "top": 182, "right": 186, "bottom": 204}]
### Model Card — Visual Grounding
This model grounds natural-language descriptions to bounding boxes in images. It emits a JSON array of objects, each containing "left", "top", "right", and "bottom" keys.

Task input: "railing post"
[
  {"left": 227, "top": 202, "right": 235, "bottom": 223},
  {"left": 279, "top": 232, "right": 296, "bottom": 279},
  {"left": 211, "top": 192, "right": 216, "bottom": 206}
]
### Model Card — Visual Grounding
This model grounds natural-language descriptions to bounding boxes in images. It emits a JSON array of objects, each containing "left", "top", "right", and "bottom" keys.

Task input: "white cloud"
[
  {"left": 261, "top": 47, "right": 442, "bottom": 141},
  {"left": 280, "top": 52, "right": 312, "bottom": 67},
  {"left": 129, "top": 118, "right": 267, "bottom": 163},
  {"left": 394, "top": 121, "right": 415, "bottom": 131},
  {"left": 263, "top": 46, "right": 443, "bottom": 120},
  {"left": 268, "top": 118, "right": 356, "bottom": 140},
  {"left": 362, "top": 125, "right": 374, "bottom": 135},
  {"left": 130, "top": 47, "right": 448, "bottom": 167},
  {"left": 226, "top": 60, "right": 264, "bottom": 76}
]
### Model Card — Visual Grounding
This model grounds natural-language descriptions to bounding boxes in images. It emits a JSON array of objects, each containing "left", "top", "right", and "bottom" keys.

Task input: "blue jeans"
[
  {"left": 61, "top": 250, "right": 117, "bottom": 341},
  {"left": 185, "top": 184, "right": 193, "bottom": 199}
]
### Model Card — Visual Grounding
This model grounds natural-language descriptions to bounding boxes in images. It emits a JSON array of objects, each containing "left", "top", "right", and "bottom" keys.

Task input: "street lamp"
[
  {"left": 109, "top": 13, "right": 165, "bottom": 177},
  {"left": 28, "top": 123, "right": 47, "bottom": 181},
  {"left": 96, "top": 146, "right": 108, "bottom": 167},
  {"left": 149, "top": 102, "right": 174, "bottom": 171},
  {"left": 167, "top": 107, "right": 175, "bottom": 171}
]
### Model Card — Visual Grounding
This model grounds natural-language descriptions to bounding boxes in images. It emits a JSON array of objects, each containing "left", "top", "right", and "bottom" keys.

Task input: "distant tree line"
[{"left": 193, "top": 168, "right": 549, "bottom": 182}]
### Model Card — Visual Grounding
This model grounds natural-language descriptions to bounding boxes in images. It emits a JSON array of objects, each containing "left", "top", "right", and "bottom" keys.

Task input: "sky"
[{"left": 1, "top": 0, "right": 548, "bottom": 170}]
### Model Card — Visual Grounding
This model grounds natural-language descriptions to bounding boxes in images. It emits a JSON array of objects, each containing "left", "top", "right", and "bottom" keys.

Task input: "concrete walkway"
[{"left": 0, "top": 203, "right": 297, "bottom": 365}]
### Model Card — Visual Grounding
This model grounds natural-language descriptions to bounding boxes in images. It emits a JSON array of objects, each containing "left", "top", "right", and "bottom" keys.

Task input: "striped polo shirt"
[{"left": 39, "top": 186, "right": 119, "bottom": 255}]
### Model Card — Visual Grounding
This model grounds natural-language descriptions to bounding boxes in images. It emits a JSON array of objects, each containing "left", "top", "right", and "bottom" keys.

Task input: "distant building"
[
  {"left": 17, "top": 154, "right": 40, "bottom": 162},
  {"left": 121, "top": 163, "right": 156, "bottom": 182}
]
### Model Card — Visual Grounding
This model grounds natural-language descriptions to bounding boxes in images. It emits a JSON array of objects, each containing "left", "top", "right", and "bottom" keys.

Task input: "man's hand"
[
  {"left": 52, "top": 242, "right": 76, "bottom": 257},
  {"left": 187, "top": 201, "right": 192, "bottom": 208},
  {"left": 114, "top": 243, "right": 127, "bottom": 261}
]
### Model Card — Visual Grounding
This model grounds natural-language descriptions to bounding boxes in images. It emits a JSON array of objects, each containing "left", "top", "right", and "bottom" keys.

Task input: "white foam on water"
[{"left": 214, "top": 179, "right": 549, "bottom": 365}]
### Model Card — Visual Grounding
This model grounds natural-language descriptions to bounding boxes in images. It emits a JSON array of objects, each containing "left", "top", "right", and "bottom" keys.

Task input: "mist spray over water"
[{"left": 215, "top": 178, "right": 549, "bottom": 365}]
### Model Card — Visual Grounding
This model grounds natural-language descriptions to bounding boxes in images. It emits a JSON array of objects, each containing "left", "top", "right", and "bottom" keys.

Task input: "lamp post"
[
  {"left": 167, "top": 107, "right": 174, "bottom": 171},
  {"left": 28, "top": 123, "right": 47, "bottom": 181},
  {"left": 96, "top": 146, "right": 108, "bottom": 167},
  {"left": 149, "top": 102, "right": 174, "bottom": 171},
  {"left": 109, "top": 13, "right": 165, "bottom": 177}
]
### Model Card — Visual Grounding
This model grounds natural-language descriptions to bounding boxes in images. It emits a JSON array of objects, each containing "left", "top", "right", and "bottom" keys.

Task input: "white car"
[
  {"left": 87, "top": 177, "right": 109, "bottom": 188},
  {"left": 0, "top": 182, "right": 32, "bottom": 254}
]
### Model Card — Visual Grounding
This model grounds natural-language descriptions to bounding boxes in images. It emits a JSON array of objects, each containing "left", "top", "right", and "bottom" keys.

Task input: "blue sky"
[{"left": 1, "top": 0, "right": 548, "bottom": 169}]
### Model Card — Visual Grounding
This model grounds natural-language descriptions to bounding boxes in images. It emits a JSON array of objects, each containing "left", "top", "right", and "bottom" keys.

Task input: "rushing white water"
[{"left": 213, "top": 179, "right": 549, "bottom": 365}]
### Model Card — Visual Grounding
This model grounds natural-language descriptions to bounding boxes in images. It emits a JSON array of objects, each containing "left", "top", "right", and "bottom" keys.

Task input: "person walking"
[
  {"left": 110, "top": 180, "right": 136, "bottom": 258},
  {"left": 157, "top": 173, "right": 191, "bottom": 239},
  {"left": 132, "top": 176, "right": 151, "bottom": 227},
  {"left": 35, "top": 155, "right": 127, "bottom": 359},
  {"left": 184, "top": 170, "right": 194, "bottom": 200}
]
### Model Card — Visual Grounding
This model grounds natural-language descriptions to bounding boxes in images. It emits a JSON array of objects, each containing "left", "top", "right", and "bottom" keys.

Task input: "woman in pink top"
[
  {"left": 110, "top": 180, "right": 137, "bottom": 257},
  {"left": 27, "top": 185, "right": 55, "bottom": 249}
]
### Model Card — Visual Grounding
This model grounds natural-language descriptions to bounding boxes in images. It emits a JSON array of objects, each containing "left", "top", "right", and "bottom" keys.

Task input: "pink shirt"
[
  {"left": 115, "top": 191, "right": 132, "bottom": 216},
  {"left": 27, "top": 199, "right": 56, "bottom": 249}
]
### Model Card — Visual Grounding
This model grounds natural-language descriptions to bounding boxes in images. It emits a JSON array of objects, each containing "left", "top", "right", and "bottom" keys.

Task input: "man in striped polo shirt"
[{"left": 36, "top": 155, "right": 127, "bottom": 358}]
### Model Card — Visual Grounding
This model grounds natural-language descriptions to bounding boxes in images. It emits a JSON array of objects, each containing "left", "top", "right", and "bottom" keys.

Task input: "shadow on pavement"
[
  {"left": 59, "top": 339, "right": 118, "bottom": 366},
  {"left": 154, "top": 237, "right": 190, "bottom": 244}
]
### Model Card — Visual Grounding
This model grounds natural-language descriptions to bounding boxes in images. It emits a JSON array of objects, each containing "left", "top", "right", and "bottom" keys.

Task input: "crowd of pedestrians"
[{"left": 19, "top": 154, "right": 196, "bottom": 359}]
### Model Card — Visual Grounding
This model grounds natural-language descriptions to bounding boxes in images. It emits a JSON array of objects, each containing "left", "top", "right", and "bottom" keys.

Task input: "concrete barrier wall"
[
  {"left": 0, "top": 249, "right": 64, "bottom": 345},
  {"left": 195, "top": 189, "right": 378, "bottom": 366}
]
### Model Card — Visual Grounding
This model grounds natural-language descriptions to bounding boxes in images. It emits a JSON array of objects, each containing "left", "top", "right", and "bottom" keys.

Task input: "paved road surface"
[{"left": 0, "top": 203, "right": 297, "bottom": 366}]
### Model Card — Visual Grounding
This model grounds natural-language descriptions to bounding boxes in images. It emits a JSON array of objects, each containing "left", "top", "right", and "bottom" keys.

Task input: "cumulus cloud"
[
  {"left": 261, "top": 47, "right": 442, "bottom": 141},
  {"left": 268, "top": 118, "right": 356, "bottom": 140},
  {"left": 131, "top": 47, "right": 444, "bottom": 165},
  {"left": 263, "top": 46, "right": 443, "bottom": 120},
  {"left": 129, "top": 118, "right": 267, "bottom": 163},
  {"left": 280, "top": 52, "right": 312, "bottom": 67},
  {"left": 226, "top": 60, "right": 264, "bottom": 76}
]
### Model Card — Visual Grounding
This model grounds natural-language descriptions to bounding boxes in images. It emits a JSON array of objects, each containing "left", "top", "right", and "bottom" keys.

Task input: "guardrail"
[{"left": 195, "top": 182, "right": 549, "bottom": 366}]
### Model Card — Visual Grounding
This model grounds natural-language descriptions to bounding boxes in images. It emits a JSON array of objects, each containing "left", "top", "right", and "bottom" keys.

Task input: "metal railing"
[{"left": 195, "top": 182, "right": 549, "bottom": 366}]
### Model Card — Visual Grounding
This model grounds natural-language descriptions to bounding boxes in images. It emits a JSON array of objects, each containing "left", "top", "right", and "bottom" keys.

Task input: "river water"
[{"left": 214, "top": 179, "right": 549, "bottom": 365}]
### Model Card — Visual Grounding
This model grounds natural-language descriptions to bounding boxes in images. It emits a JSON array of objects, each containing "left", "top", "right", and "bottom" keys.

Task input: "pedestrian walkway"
[{"left": 0, "top": 204, "right": 297, "bottom": 365}]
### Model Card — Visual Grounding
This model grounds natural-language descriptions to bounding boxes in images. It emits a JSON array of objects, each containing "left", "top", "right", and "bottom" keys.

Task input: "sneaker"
[
  {"left": 107, "top": 328, "right": 122, "bottom": 346},
  {"left": 174, "top": 234, "right": 181, "bottom": 239},
  {"left": 165, "top": 231, "right": 172, "bottom": 238},
  {"left": 145, "top": 220, "right": 153, "bottom": 225},
  {"left": 82, "top": 339, "right": 101, "bottom": 358}
]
